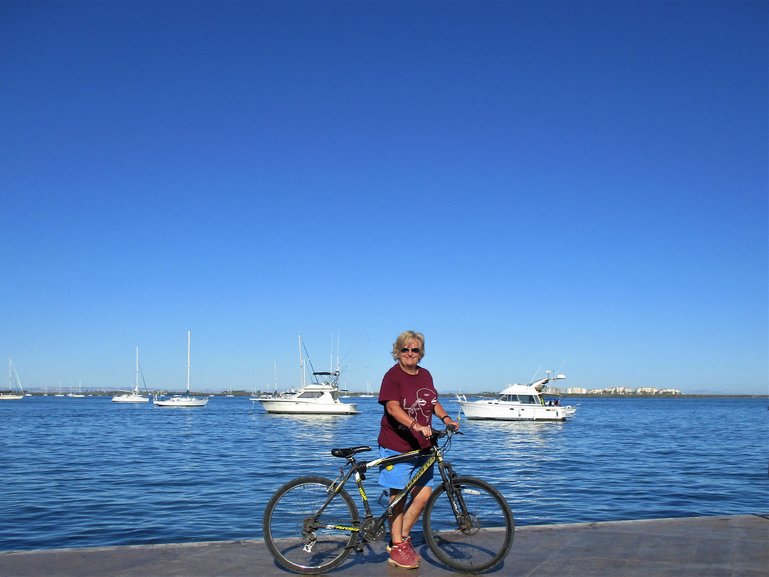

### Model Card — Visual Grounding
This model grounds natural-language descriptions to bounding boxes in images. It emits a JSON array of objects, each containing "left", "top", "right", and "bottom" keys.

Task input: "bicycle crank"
[{"left": 361, "top": 517, "right": 386, "bottom": 541}]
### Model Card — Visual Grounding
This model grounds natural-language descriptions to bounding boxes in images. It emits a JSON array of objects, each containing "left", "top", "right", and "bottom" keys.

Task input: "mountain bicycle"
[{"left": 262, "top": 426, "right": 514, "bottom": 574}]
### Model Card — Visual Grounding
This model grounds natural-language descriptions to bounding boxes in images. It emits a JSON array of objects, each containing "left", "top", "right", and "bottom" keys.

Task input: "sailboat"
[
  {"left": 154, "top": 330, "right": 209, "bottom": 408},
  {"left": 1, "top": 358, "right": 25, "bottom": 400},
  {"left": 359, "top": 381, "right": 375, "bottom": 398},
  {"left": 112, "top": 347, "right": 149, "bottom": 403},
  {"left": 67, "top": 381, "right": 85, "bottom": 398}
]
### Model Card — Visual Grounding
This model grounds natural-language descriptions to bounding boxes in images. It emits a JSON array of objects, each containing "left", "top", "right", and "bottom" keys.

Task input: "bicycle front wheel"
[
  {"left": 262, "top": 475, "right": 359, "bottom": 574},
  {"left": 423, "top": 475, "right": 514, "bottom": 573}
]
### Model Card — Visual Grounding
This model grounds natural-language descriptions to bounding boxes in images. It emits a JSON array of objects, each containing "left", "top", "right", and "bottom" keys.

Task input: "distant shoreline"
[
  {"left": 452, "top": 393, "right": 769, "bottom": 399},
  {"left": 10, "top": 392, "right": 768, "bottom": 400}
]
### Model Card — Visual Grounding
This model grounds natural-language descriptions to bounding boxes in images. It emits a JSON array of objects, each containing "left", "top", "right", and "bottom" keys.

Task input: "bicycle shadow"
[
  {"left": 339, "top": 533, "right": 506, "bottom": 575},
  {"left": 414, "top": 531, "right": 512, "bottom": 575},
  {"left": 295, "top": 531, "right": 511, "bottom": 575}
]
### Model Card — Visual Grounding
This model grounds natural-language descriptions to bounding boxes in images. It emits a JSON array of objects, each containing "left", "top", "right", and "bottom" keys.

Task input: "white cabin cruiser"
[
  {"left": 457, "top": 372, "right": 575, "bottom": 422},
  {"left": 258, "top": 336, "right": 358, "bottom": 415},
  {"left": 258, "top": 376, "right": 359, "bottom": 415}
]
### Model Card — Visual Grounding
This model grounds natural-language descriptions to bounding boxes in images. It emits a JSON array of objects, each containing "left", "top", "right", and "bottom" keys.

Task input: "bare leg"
[
  {"left": 388, "top": 491, "right": 406, "bottom": 544},
  {"left": 401, "top": 484, "right": 432, "bottom": 538}
]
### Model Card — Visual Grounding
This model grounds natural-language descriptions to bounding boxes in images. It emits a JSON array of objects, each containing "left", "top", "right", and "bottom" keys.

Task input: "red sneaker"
[
  {"left": 401, "top": 536, "right": 421, "bottom": 560},
  {"left": 387, "top": 541, "right": 420, "bottom": 569}
]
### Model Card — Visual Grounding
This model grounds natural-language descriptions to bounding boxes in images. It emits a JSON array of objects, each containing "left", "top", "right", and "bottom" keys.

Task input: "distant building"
[{"left": 565, "top": 386, "right": 682, "bottom": 396}]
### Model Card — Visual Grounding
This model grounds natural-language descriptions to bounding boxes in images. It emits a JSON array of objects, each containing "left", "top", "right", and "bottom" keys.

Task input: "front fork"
[{"left": 437, "top": 460, "right": 470, "bottom": 528}]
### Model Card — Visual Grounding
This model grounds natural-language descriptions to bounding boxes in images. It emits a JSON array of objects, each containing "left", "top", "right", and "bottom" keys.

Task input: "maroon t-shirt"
[{"left": 377, "top": 363, "right": 437, "bottom": 451}]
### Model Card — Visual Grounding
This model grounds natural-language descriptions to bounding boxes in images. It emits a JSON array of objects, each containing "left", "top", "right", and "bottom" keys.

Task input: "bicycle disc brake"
[{"left": 458, "top": 513, "right": 481, "bottom": 535}]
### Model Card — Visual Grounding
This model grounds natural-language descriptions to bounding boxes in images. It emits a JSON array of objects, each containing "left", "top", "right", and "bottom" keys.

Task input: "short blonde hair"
[{"left": 391, "top": 330, "right": 425, "bottom": 361}]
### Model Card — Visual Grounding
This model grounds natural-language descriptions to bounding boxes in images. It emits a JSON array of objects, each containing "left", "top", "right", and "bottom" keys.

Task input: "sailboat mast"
[
  {"left": 8, "top": 358, "right": 23, "bottom": 394},
  {"left": 135, "top": 347, "right": 139, "bottom": 394},
  {"left": 298, "top": 335, "right": 304, "bottom": 388},
  {"left": 186, "top": 330, "right": 191, "bottom": 394}
]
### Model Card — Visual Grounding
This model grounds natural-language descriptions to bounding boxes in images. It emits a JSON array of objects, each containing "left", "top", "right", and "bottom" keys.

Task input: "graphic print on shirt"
[{"left": 403, "top": 387, "right": 437, "bottom": 421}]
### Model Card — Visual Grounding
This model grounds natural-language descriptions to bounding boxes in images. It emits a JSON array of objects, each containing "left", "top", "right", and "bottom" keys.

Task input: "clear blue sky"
[{"left": 2, "top": 1, "right": 766, "bottom": 395}]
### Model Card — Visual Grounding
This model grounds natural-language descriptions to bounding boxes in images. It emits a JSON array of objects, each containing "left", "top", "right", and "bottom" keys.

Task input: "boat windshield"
[
  {"left": 298, "top": 391, "right": 324, "bottom": 399},
  {"left": 500, "top": 394, "right": 540, "bottom": 404}
]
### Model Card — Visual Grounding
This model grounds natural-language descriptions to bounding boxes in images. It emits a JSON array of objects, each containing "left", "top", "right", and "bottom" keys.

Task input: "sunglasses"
[{"left": 400, "top": 347, "right": 421, "bottom": 354}]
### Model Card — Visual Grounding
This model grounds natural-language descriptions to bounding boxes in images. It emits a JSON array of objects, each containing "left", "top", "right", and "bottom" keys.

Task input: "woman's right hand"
[{"left": 413, "top": 423, "right": 432, "bottom": 437}]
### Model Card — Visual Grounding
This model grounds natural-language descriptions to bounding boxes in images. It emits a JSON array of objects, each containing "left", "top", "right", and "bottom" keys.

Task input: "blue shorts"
[{"left": 377, "top": 446, "right": 434, "bottom": 490}]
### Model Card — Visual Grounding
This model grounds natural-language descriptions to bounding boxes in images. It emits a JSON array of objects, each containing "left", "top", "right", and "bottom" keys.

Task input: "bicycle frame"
[{"left": 316, "top": 434, "right": 459, "bottom": 548}]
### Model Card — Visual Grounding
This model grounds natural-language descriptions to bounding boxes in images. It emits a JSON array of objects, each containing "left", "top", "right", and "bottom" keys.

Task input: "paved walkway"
[{"left": 1, "top": 514, "right": 767, "bottom": 577}]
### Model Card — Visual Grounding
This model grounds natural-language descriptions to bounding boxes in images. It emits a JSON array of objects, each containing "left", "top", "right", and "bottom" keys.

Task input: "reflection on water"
[
  {"left": 465, "top": 419, "right": 566, "bottom": 449},
  {"left": 0, "top": 396, "right": 767, "bottom": 550}
]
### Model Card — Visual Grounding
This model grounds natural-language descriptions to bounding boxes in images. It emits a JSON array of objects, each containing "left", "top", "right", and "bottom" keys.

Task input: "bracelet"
[
  {"left": 409, "top": 420, "right": 418, "bottom": 431},
  {"left": 441, "top": 415, "right": 451, "bottom": 423}
]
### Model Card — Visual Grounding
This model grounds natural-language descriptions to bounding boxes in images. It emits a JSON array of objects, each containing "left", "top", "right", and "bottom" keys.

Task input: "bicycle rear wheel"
[
  {"left": 423, "top": 475, "right": 514, "bottom": 573},
  {"left": 263, "top": 475, "right": 359, "bottom": 574}
]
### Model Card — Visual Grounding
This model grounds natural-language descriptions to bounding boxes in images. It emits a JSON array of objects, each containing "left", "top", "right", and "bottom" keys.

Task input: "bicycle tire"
[
  {"left": 263, "top": 475, "right": 359, "bottom": 574},
  {"left": 423, "top": 475, "right": 514, "bottom": 573}
]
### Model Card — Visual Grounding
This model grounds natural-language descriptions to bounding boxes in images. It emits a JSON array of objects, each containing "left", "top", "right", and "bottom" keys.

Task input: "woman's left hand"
[{"left": 445, "top": 418, "right": 460, "bottom": 430}]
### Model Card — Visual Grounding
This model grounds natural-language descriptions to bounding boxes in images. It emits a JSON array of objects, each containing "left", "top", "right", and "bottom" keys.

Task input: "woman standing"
[{"left": 377, "top": 330, "right": 459, "bottom": 569}]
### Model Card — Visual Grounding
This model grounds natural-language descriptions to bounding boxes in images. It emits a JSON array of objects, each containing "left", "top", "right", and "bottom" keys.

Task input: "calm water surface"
[{"left": 1, "top": 396, "right": 767, "bottom": 550}]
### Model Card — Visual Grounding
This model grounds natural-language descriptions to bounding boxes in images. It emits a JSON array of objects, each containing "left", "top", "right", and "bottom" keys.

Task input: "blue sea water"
[{"left": 1, "top": 395, "right": 767, "bottom": 551}]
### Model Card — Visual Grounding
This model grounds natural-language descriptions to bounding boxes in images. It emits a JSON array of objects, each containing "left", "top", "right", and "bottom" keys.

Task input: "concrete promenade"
[{"left": 1, "top": 514, "right": 767, "bottom": 577}]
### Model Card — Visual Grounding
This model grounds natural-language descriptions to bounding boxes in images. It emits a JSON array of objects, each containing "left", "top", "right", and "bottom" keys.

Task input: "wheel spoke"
[
  {"left": 263, "top": 476, "right": 358, "bottom": 574},
  {"left": 424, "top": 476, "right": 514, "bottom": 572}
]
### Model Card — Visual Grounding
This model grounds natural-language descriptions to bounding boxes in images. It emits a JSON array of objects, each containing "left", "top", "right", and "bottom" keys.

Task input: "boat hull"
[
  {"left": 258, "top": 399, "right": 358, "bottom": 415},
  {"left": 154, "top": 396, "right": 209, "bottom": 408},
  {"left": 112, "top": 394, "right": 149, "bottom": 403},
  {"left": 0, "top": 393, "right": 24, "bottom": 400}
]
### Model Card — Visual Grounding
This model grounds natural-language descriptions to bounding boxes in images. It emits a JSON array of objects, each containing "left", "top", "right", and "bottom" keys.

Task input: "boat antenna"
[
  {"left": 338, "top": 332, "right": 364, "bottom": 374},
  {"left": 301, "top": 337, "right": 319, "bottom": 377},
  {"left": 556, "top": 348, "right": 572, "bottom": 376},
  {"left": 529, "top": 364, "right": 543, "bottom": 385}
]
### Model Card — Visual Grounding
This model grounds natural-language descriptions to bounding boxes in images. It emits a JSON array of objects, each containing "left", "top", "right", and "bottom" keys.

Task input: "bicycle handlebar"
[{"left": 430, "top": 424, "right": 461, "bottom": 444}]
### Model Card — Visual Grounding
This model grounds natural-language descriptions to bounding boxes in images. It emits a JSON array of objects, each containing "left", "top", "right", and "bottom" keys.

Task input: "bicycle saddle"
[{"left": 331, "top": 446, "right": 371, "bottom": 458}]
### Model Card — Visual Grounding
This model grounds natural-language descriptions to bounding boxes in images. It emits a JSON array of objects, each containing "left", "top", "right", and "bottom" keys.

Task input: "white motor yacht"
[
  {"left": 258, "top": 336, "right": 358, "bottom": 415},
  {"left": 258, "top": 378, "right": 359, "bottom": 415},
  {"left": 457, "top": 371, "right": 576, "bottom": 421}
]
